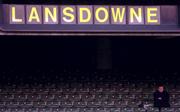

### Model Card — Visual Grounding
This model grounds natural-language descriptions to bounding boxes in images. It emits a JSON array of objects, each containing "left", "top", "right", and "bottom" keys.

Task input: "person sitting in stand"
[{"left": 154, "top": 85, "right": 170, "bottom": 112}]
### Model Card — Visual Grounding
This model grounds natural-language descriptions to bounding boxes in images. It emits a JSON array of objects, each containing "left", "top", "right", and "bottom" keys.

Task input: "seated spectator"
[{"left": 154, "top": 85, "right": 170, "bottom": 112}]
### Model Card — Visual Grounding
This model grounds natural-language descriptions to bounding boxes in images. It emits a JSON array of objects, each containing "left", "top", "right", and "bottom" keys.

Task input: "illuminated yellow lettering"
[
  {"left": 111, "top": 7, "right": 125, "bottom": 23},
  {"left": 28, "top": 7, "right": 40, "bottom": 22},
  {"left": 79, "top": 8, "right": 91, "bottom": 23},
  {"left": 95, "top": 7, "right": 109, "bottom": 23},
  {"left": 130, "top": 8, "right": 142, "bottom": 23},
  {"left": 11, "top": 7, "right": 23, "bottom": 23},
  {"left": 63, "top": 7, "right": 75, "bottom": 23},
  {"left": 44, "top": 7, "right": 57, "bottom": 23},
  {"left": 147, "top": 8, "right": 158, "bottom": 23}
]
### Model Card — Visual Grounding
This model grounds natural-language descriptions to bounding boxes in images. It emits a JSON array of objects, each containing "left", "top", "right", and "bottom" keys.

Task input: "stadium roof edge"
[{"left": 0, "top": 31, "right": 180, "bottom": 37}]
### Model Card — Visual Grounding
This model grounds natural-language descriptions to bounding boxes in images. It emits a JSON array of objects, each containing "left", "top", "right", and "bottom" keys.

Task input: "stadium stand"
[
  {"left": 0, "top": 37, "right": 179, "bottom": 112},
  {"left": 0, "top": 69, "right": 179, "bottom": 112}
]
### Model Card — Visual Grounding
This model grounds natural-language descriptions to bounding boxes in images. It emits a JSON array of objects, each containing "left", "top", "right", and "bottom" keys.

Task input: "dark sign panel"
[{"left": 0, "top": 4, "right": 179, "bottom": 33}]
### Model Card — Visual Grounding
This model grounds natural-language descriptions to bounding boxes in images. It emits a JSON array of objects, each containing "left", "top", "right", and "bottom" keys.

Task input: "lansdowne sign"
[
  {"left": 9, "top": 5, "right": 160, "bottom": 25},
  {"left": 0, "top": 5, "right": 179, "bottom": 33}
]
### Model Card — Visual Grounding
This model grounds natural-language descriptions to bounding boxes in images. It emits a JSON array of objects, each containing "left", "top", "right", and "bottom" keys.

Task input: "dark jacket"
[{"left": 154, "top": 90, "right": 170, "bottom": 108}]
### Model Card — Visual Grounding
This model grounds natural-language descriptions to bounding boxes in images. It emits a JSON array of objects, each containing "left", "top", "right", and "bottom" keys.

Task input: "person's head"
[{"left": 158, "top": 85, "right": 164, "bottom": 93}]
